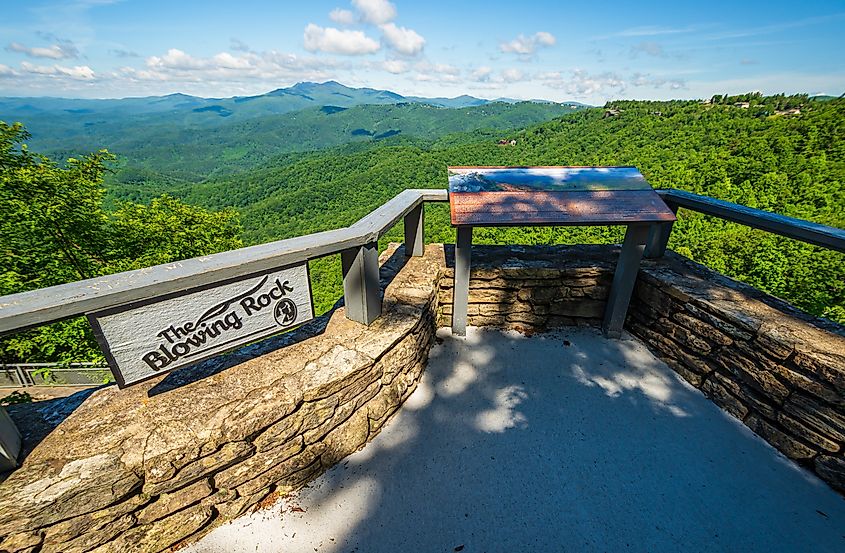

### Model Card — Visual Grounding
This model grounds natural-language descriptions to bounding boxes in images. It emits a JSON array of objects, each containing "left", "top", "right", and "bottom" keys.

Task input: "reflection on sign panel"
[
  {"left": 88, "top": 263, "right": 314, "bottom": 387},
  {"left": 447, "top": 166, "right": 677, "bottom": 227}
]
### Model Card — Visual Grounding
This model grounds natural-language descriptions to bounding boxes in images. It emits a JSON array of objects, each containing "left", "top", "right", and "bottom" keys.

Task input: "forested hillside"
[
  {"left": 1, "top": 92, "right": 843, "bottom": 364},
  {"left": 0, "top": 82, "right": 578, "bottom": 186},
  {"left": 178, "top": 93, "right": 844, "bottom": 323}
]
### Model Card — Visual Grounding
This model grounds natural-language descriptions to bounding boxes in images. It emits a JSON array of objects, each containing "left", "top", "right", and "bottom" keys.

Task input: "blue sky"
[{"left": 0, "top": 0, "right": 843, "bottom": 102}]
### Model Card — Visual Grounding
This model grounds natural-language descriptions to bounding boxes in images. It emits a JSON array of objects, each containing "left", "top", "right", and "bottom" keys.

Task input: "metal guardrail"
[
  {"left": 646, "top": 189, "right": 845, "bottom": 257},
  {"left": 0, "top": 188, "right": 448, "bottom": 335},
  {"left": 1, "top": 363, "right": 111, "bottom": 388}
]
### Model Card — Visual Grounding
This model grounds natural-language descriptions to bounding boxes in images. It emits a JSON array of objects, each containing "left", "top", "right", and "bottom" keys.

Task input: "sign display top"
[{"left": 447, "top": 166, "right": 677, "bottom": 227}]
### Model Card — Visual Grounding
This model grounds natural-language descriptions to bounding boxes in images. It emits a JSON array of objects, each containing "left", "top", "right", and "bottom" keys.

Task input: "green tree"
[{"left": 0, "top": 122, "right": 243, "bottom": 363}]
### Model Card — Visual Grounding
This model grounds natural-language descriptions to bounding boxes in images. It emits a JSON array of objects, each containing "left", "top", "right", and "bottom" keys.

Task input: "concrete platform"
[{"left": 187, "top": 327, "right": 845, "bottom": 553}]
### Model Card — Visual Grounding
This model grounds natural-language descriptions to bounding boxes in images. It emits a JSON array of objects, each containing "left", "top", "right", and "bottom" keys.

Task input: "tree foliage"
[
  {"left": 0, "top": 122, "right": 242, "bottom": 362},
  {"left": 174, "top": 95, "right": 843, "bottom": 324},
  {"left": 2, "top": 93, "right": 843, "bottom": 362}
]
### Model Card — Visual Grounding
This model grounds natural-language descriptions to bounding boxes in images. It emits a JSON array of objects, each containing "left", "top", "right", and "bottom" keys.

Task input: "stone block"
[
  {"left": 702, "top": 376, "right": 749, "bottom": 419},
  {"left": 137, "top": 478, "right": 213, "bottom": 525},
  {"left": 672, "top": 311, "right": 733, "bottom": 346},
  {"left": 235, "top": 444, "right": 325, "bottom": 498},
  {"left": 48, "top": 513, "right": 136, "bottom": 553},
  {"left": 41, "top": 495, "right": 148, "bottom": 550},
  {"left": 548, "top": 299, "right": 604, "bottom": 318},
  {"left": 322, "top": 409, "right": 371, "bottom": 466},
  {"left": 0, "top": 453, "right": 142, "bottom": 537},
  {"left": 746, "top": 415, "right": 815, "bottom": 460},
  {"left": 662, "top": 317, "right": 713, "bottom": 355},
  {"left": 143, "top": 441, "right": 254, "bottom": 496},
  {"left": 253, "top": 413, "right": 305, "bottom": 453},
  {"left": 782, "top": 394, "right": 845, "bottom": 444},
  {"left": 663, "top": 357, "right": 705, "bottom": 387},
  {"left": 755, "top": 325, "right": 795, "bottom": 361},
  {"left": 714, "top": 350, "right": 790, "bottom": 402},
  {"left": 792, "top": 350, "right": 845, "bottom": 395},
  {"left": 681, "top": 302, "right": 754, "bottom": 341},
  {"left": 214, "top": 436, "right": 304, "bottom": 492},
  {"left": 90, "top": 502, "right": 213, "bottom": 553},
  {"left": 814, "top": 455, "right": 845, "bottom": 492},
  {"left": 777, "top": 413, "right": 839, "bottom": 453},
  {"left": 769, "top": 364, "right": 844, "bottom": 408}
]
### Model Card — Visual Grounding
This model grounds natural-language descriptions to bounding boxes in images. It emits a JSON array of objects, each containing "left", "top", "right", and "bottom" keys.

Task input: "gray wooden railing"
[
  {"left": 646, "top": 189, "right": 845, "bottom": 257},
  {"left": 0, "top": 189, "right": 448, "bottom": 335},
  {"left": 1, "top": 363, "right": 110, "bottom": 388},
  {"left": 0, "top": 187, "right": 842, "bottom": 339}
]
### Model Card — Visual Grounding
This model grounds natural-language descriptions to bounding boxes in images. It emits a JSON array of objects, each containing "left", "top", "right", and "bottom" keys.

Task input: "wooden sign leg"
[
  {"left": 452, "top": 226, "right": 473, "bottom": 336},
  {"left": 602, "top": 224, "right": 650, "bottom": 338}
]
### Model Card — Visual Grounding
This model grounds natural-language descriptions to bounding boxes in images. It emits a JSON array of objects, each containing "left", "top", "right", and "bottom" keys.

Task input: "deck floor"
[{"left": 187, "top": 327, "right": 845, "bottom": 553}]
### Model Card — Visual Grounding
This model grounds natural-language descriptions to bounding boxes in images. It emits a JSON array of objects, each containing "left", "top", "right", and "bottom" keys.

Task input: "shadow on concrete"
[{"left": 189, "top": 327, "right": 845, "bottom": 553}]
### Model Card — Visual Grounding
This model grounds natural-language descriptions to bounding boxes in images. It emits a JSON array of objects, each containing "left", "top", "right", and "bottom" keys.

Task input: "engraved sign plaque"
[{"left": 88, "top": 263, "right": 314, "bottom": 387}]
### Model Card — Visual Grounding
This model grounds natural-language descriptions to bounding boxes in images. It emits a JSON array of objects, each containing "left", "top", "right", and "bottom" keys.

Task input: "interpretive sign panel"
[
  {"left": 447, "top": 166, "right": 676, "bottom": 226},
  {"left": 88, "top": 263, "right": 314, "bottom": 387}
]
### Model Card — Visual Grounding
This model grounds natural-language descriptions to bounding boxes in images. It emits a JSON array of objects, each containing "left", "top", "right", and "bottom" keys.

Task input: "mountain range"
[{"left": 0, "top": 81, "right": 585, "bottom": 183}]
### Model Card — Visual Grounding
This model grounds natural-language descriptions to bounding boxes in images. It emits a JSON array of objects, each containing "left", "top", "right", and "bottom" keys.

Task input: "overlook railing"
[
  {"left": 0, "top": 189, "right": 448, "bottom": 335},
  {"left": 647, "top": 189, "right": 845, "bottom": 257},
  {"left": 0, "top": 188, "right": 842, "bottom": 340}
]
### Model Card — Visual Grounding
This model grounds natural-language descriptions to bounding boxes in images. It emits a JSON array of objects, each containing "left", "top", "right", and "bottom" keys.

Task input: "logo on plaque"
[{"left": 88, "top": 263, "right": 314, "bottom": 388}]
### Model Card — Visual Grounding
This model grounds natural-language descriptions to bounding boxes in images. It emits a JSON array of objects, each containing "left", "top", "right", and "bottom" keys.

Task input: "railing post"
[
  {"left": 341, "top": 242, "right": 382, "bottom": 325},
  {"left": 644, "top": 200, "right": 679, "bottom": 258},
  {"left": 404, "top": 204, "right": 424, "bottom": 257}
]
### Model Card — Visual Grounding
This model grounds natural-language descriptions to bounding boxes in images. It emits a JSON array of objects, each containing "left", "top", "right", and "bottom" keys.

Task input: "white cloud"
[
  {"left": 329, "top": 8, "right": 357, "bottom": 26},
  {"left": 467, "top": 66, "right": 525, "bottom": 87},
  {"left": 630, "top": 72, "right": 685, "bottom": 89},
  {"left": 6, "top": 40, "right": 79, "bottom": 59},
  {"left": 303, "top": 24, "right": 380, "bottom": 55},
  {"left": 501, "top": 68, "right": 525, "bottom": 82},
  {"left": 471, "top": 66, "right": 493, "bottom": 82},
  {"left": 382, "top": 59, "right": 409, "bottom": 73},
  {"left": 146, "top": 48, "right": 206, "bottom": 70},
  {"left": 20, "top": 61, "right": 94, "bottom": 80},
  {"left": 412, "top": 61, "right": 462, "bottom": 84},
  {"left": 352, "top": 0, "right": 396, "bottom": 24},
  {"left": 0, "top": 64, "right": 14, "bottom": 77},
  {"left": 120, "top": 47, "right": 348, "bottom": 89},
  {"left": 537, "top": 69, "right": 686, "bottom": 97},
  {"left": 540, "top": 69, "right": 626, "bottom": 96},
  {"left": 499, "top": 32, "right": 556, "bottom": 56},
  {"left": 614, "top": 25, "right": 695, "bottom": 38},
  {"left": 380, "top": 23, "right": 425, "bottom": 56},
  {"left": 110, "top": 48, "right": 140, "bottom": 58}
]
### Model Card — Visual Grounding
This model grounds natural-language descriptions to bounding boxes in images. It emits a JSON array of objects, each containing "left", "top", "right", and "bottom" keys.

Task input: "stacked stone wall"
[
  {"left": 0, "top": 244, "right": 442, "bottom": 553},
  {"left": 627, "top": 253, "right": 845, "bottom": 492},
  {"left": 1, "top": 243, "right": 842, "bottom": 553},
  {"left": 437, "top": 245, "right": 616, "bottom": 330}
]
